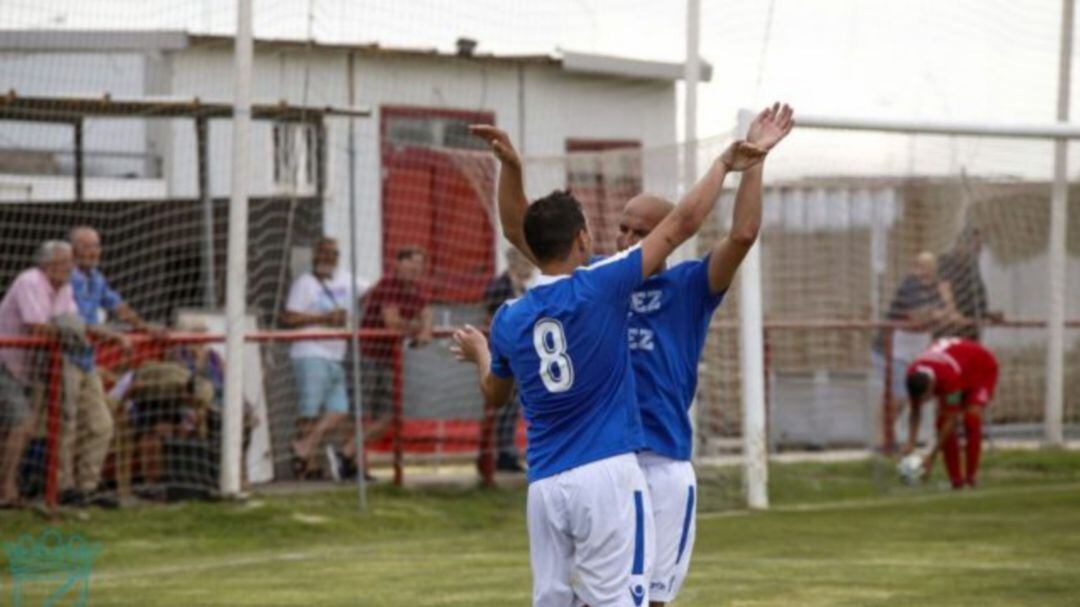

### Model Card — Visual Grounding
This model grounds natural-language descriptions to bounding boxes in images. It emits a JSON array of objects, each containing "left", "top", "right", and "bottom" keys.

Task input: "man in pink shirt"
[{"left": 0, "top": 241, "right": 77, "bottom": 506}]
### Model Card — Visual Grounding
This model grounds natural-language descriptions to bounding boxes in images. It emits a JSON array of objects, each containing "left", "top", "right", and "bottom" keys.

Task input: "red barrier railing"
[
  {"left": 0, "top": 327, "right": 479, "bottom": 506},
  {"left": 710, "top": 318, "right": 1079, "bottom": 454},
  {"left": 5, "top": 317, "right": 1076, "bottom": 507}
]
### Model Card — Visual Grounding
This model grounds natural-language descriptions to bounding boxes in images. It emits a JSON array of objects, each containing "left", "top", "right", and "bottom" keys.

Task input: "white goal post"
[{"left": 736, "top": 109, "right": 1078, "bottom": 509}]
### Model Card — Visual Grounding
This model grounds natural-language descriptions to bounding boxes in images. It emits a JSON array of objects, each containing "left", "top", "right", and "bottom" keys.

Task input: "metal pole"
[
  {"left": 221, "top": 0, "right": 252, "bottom": 497},
  {"left": 196, "top": 116, "right": 217, "bottom": 309},
  {"left": 736, "top": 109, "right": 769, "bottom": 509},
  {"left": 790, "top": 113, "right": 1080, "bottom": 139},
  {"left": 682, "top": 0, "right": 701, "bottom": 217},
  {"left": 346, "top": 51, "right": 369, "bottom": 511},
  {"left": 684, "top": 0, "right": 702, "bottom": 456},
  {"left": 684, "top": 0, "right": 700, "bottom": 183},
  {"left": 1047, "top": 0, "right": 1073, "bottom": 447},
  {"left": 73, "top": 120, "right": 84, "bottom": 203}
]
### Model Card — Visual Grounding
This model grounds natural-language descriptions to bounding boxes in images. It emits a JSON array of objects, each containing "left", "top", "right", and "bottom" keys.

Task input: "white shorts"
[
  {"left": 527, "top": 452, "right": 655, "bottom": 607},
  {"left": 638, "top": 451, "right": 697, "bottom": 603}
]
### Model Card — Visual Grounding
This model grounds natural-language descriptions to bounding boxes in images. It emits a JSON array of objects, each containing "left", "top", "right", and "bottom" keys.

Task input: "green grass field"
[{"left": 3, "top": 449, "right": 1080, "bottom": 606}]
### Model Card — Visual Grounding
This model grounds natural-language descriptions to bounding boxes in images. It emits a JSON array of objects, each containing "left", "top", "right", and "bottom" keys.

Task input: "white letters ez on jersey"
[
  {"left": 630, "top": 290, "right": 662, "bottom": 314},
  {"left": 628, "top": 327, "right": 655, "bottom": 351},
  {"left": 533, "top": 318, "right": 574, "bottom": 392}
]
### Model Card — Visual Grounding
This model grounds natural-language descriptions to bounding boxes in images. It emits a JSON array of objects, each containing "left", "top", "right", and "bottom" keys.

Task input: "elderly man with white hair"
[
  {"left": 0, "top": 241, "right": 79, "bottom": 507},
  {"left": 62, "top": 225, "right": 158, "bottom": 507}
]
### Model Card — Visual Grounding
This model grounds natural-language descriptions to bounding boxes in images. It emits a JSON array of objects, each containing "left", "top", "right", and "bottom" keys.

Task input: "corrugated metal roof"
[
  {"left": 0, "top": 91, "right": 371, "bottom": 122},
  {"left": 0, "top": 29, "right": 711, "bottom": 83}
]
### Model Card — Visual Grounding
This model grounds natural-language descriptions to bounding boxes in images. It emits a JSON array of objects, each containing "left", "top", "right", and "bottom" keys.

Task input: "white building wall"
[
  {"left": 0, "top": 174, "right": 166, "bottom": 202},
  {"left": 166, "top": 46, "right": 677, "bottom": 281}
]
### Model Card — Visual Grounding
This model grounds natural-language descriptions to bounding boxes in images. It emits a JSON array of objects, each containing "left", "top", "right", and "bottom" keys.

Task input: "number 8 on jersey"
[{"left": 533, "top": 318, "right": 574, "bottom": 392}]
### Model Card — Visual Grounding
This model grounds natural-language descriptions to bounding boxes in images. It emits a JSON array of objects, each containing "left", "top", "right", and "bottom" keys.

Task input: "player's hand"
[
  {"left": 412, "top": 329, "right": 434, "bottom": 348},
  {"left": 746, "top": 102, "right": 795, "bottom": 152},
  {"left": 720, "top": 140, "right": 768, "bottom": 171},
  {"left": 325, "top": 309, "right": 347, "bottom": 327},
  {"left": 112, "top": 332, "right": 133, "bottom": 354},
  {"left": 469, "top": 125, "right": 522, "bottom": 169},
  {"left": 450, "top": 324, "right": 487, "bottom": 364},
  {"left": 920, "top": 457, "right": 934, "bottom": 481}
]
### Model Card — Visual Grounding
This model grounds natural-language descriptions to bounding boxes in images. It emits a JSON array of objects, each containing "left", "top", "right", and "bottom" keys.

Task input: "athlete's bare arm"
[
  {"left": 451, "top": 324, "right": 514, "bottom": 409},
  {"left": 904, "top": 399, "right": 923, "bottom": 455},
  {"left": 923, "top": 405, "right": 977, "bottom": 477},
  {"left": 707, "top": 104, "right": 794, "bottom": 293},
  {"left": 641, "top": 104, "right": 793, "bottom": 280},
  {"left": 469, "top": 125, "right": 537, "bottom": 265}
]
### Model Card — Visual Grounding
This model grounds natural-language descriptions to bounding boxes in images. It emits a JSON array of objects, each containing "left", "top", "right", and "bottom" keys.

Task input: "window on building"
[{"left": 272, "top": 121, "right": 318, "bottom": 194}]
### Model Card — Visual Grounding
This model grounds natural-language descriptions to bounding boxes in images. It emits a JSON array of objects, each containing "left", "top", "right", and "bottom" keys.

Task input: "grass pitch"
[{"left": 3, "top": 449, "right": 1080, "bottom": 606}]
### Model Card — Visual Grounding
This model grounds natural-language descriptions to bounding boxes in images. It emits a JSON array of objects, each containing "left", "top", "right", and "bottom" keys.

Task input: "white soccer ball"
[{"left": 897, "top": 454, "right": 925, "bottom": 485}]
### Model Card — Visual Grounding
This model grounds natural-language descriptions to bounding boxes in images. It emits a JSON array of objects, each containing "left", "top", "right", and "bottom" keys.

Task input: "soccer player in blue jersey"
[
  {"left": 454, "top": 111, "right": 790, "bottom": 607},
  {"left": 469, "top": 103, "right": 794, "bottom": 606}
]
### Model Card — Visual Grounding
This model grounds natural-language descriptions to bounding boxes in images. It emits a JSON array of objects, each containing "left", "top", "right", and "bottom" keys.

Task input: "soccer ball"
[{"left": 897, "top": 454, "right": 925, "bottom": 485}]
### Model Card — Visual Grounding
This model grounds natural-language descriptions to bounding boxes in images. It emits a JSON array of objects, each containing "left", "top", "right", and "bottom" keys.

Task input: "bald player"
[{"left": 472, "top": 103, "right": 793, "bottom": 606}]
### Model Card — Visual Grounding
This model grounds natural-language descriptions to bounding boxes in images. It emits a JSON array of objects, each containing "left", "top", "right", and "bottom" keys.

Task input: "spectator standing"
[
  {"left": 937, "top": 227, "right": 1002, "bottom": 341},
  {"left": 283, "top": 237, "right": 370, "bottom": 479},
  {"left": 874, "top": 252, "right": 959, "bottom": 417},
  {"left": 359, "top": 246, "right": 433, "bottom": 452},
  {"left": 481, "top": 248, "right": 533, "bottom": 473},
  {"left": 64, "top": 226, "right": 155, "bottom": 507},
  {"left": 0, "top": 241, "right": 77, "bottom": 507}
]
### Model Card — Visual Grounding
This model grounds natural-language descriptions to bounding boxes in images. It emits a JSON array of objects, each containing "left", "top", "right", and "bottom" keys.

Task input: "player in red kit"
[{"left": 903, "top": 338, "right": 999, "bottom": 488}]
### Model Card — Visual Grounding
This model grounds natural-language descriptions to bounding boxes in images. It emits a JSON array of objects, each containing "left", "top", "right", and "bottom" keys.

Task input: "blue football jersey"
[
  {"left": 489, "top": 246, "right": 646, "bottom": 482},
  {"left": 629, "top": 257, "right": 724, "bottom": 460}
]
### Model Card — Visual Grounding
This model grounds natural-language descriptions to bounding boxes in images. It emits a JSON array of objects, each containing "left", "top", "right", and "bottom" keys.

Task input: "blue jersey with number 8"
[{"left": 489, "top": 245, "right": 645, "bottom": 482}]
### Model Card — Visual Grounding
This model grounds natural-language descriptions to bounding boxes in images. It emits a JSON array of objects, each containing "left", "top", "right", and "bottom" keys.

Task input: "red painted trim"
[
  {"left": 565, "top": 138, "right": 642, "bottom": 152},
  {"left": 44, "top": 345, "right": 62, "bottom": 510},
  {"left": 392, "top": 340, "right": 405, "bottom": 486},
  {"left": 379, "top": 105, "right": 495, "bottom": 141}
]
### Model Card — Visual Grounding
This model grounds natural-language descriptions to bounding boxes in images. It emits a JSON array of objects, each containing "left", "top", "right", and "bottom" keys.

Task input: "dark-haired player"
[
  {"left": 470, "top": 104, "right": 793, "bottom": 607},
  {"left": 904, "top": 337, "right": 999, "bottom": 488},
  {"left": 452, "top": 125, "right": 785, "bottom": 605}
]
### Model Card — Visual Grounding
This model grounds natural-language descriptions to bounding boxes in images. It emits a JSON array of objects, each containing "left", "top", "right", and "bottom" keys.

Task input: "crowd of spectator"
[
  {"left": 0, "top": 219, "right": 997, "bottom": 507},
  {"left": 0, "top": 229, "right": 239, "bottom": 508}
]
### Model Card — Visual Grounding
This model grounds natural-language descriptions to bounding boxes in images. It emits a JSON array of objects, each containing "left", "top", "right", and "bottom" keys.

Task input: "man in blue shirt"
[
  {"left": 454, "top": 115, "right": 786, "bottom": 606},
  {"left": 64, "top": 226, "right": 160, "bottom": 506},
  {"left": 470, "top": 103, "right": 794, "bottom": 606}
]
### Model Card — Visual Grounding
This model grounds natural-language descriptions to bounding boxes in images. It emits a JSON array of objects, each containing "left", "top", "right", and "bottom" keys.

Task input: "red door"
[{"left": 381, "top": 107, "right": 496, "bottom": 302}]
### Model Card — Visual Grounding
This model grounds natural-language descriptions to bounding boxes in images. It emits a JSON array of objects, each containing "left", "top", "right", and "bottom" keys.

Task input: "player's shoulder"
[
  {"left": 492, "top": 291, "right": 530, "bottom": 323},
  {"left": 489, "top": 294, "right": 530, "bottom": 341},
  {"left": 661, "top": 256, "right": 708, "bottom": 280},
  {"left": 578, "top": 245, "right": 640, "bottom": 272}
]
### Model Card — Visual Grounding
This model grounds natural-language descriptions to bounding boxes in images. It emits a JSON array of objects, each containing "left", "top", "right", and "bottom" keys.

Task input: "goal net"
[{"left": 1, "top": 25, "right": 1077, "bottom": 512}]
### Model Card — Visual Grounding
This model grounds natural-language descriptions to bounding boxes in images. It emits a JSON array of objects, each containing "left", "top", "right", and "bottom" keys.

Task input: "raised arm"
[
  {"left": 640, "top": 103, "right": 793, "bottom": 279},
  {"left": 469, "top": 125, "right": 537, "bottom": 265},
  {"left": 707, "top": 104, "right": 794, "bottom": 293}
]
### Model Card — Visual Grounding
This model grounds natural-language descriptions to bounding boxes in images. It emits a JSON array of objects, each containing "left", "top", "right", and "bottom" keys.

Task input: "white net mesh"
[{"left": 0, "top": 2, "right": 1077, "bottom": 514}]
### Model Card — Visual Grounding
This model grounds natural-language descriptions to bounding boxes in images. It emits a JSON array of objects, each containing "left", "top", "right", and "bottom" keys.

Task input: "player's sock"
[
  {"left": 963, "top": 410, "right": 983, "bottom": 487},
  {"left": 938, "top": 417, "right": 963, "bottom": 489}
]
